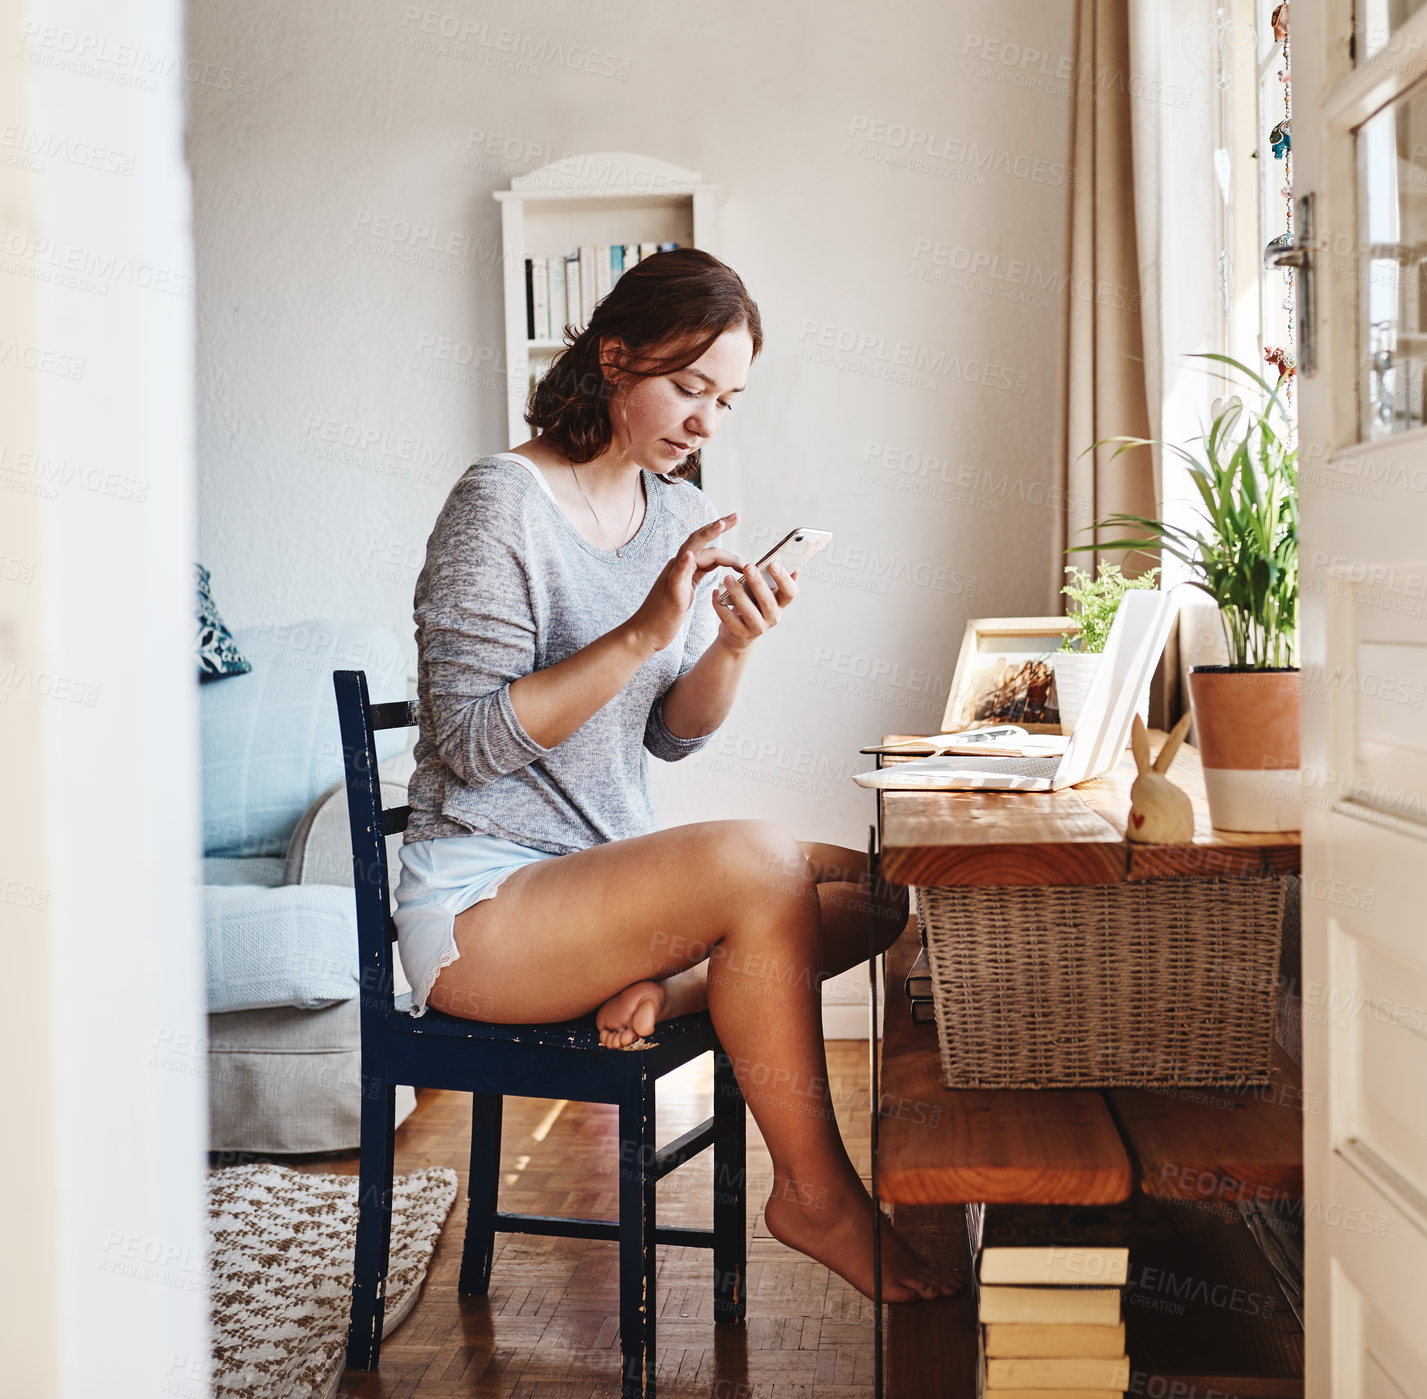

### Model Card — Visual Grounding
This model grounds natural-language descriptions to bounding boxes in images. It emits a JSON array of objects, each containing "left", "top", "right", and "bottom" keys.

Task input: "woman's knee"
[
  {"left": 872, "top": 882, "right": 910, "bottom": 951},
  {"left": 705, "top": 818, "right": 816, "bottom": 913}
]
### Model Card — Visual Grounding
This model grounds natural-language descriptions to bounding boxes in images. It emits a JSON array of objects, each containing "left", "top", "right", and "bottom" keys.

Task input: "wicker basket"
[{"left": 914, "top": 878, "right": 1285, "bottom": 1090}]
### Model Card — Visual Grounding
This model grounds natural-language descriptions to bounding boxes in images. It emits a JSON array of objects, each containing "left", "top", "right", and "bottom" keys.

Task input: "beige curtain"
[
  {"left": 1054, "top": 0, "right": 1159, "bottom": 579},
  {"left": 1055, "top": 0, "right": 1182, "bottom": 723}
]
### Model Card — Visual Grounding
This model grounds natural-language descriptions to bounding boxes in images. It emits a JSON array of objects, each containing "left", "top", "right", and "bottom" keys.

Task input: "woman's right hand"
[{"left": 627, "top": 513, "right": 741, "bottom": 653}]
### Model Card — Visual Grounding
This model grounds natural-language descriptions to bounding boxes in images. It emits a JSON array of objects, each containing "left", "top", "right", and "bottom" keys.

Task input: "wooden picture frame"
[{"left": 939, "top": 616, "right": 1080, "bottom": 733}]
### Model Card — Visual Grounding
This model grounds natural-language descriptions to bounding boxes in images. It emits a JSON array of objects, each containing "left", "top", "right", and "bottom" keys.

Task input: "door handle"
[{"left": 1263, "top": 193, "right": 1324, "bottom": 375}]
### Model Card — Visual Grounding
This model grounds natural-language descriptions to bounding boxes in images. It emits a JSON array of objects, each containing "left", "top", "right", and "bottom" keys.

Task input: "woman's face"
[{"left": 606, "top": 326, "right": 754, "bottom": 473}]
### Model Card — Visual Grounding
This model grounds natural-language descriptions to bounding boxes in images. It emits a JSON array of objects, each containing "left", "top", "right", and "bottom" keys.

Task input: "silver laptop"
[{"left": 852, "top": 590, "right": 1176, "bottom": 792}]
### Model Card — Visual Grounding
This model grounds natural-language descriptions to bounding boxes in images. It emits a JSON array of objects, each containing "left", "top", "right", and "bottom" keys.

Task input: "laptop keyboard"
[{"left": 933, "top": 755, "right": 1064, "bottom": 778}]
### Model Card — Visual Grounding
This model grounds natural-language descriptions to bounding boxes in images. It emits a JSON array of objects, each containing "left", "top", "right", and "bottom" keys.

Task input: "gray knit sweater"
[{"left": 405, "top": 453, "right": 723, "bottom": 853}]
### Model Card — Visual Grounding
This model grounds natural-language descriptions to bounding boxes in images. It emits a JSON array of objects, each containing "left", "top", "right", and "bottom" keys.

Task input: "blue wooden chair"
[{"left": 333, "top": 669, "right": 747, "bottom": 1399}]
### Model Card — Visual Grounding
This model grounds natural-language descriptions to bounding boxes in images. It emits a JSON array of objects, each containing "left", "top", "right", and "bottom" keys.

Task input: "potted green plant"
[
  {"left": 1076, "top": 354, "right": 1299, "bottom": 832},
  {"left": 1052, "top": 563, "right": 1161, "bottom": 735}
]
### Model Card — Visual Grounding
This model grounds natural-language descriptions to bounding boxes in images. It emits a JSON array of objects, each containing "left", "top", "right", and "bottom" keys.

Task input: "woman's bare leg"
[
  {"left": 427, "top": 819, "right": 957, "bottom": 1303},
  {"left": 593, "top": 839, "right": 910, "bottom": 1046}
]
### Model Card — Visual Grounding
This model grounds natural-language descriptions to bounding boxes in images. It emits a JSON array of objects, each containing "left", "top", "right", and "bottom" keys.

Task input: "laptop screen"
[{"left": 1055, "top": 590, "right": 1177, "bottom": 787}]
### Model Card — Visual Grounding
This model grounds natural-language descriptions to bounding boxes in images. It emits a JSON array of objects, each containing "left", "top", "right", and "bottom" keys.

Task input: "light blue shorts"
[{"left": 393, "top": 832, "right": 561, "bottom": 1017}]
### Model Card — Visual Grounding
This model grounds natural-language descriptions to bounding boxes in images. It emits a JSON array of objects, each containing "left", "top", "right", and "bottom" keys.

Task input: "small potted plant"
[
  {"left": 1077, "top": 355, "right": 1298, "bottom": 832},
  {"left": 1052, "top": 562, "right": 1161, "bottom": 735}
]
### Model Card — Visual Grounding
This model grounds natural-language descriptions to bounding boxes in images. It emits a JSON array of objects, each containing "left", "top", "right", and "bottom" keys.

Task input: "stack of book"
[
  {"left": 904, "top": 944, "right": 935, "bottom": 1024},
  {"left": 971, "top": 1205, "right": 1132, "bottom": 1399},
  {"left": 524, "top": 242, "right": 680, "bottom": 342}
]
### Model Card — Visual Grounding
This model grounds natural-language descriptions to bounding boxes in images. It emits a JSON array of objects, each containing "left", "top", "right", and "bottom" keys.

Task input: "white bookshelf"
[{"left": 493, "top": 152, "right": 719, "bottom": 446}]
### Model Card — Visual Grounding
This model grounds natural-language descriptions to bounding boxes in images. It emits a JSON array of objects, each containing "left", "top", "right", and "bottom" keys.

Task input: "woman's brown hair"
[{"left": 525, "top": 247, "right": 762, "bottom": 481}]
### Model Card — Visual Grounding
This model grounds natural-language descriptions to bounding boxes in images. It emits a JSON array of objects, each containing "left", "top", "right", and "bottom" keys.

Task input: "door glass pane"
[
  {"left": 1357, "top": 0, "right": 1427, "bottom": 62},
  {"left": 1358, "top": 79, "right": 1427, "bottom": 439}
]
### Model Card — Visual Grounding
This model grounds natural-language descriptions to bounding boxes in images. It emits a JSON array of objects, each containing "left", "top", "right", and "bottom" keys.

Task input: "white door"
[{"left": 1292, "top": 2, "right": 1427, "bottom": 1391}]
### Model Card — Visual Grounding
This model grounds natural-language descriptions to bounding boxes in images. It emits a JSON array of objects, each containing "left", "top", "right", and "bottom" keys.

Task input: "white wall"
[
  {"left": 190, "top": 0, "right": 1073, "bottom": 853},
  {"left": 0, "top": 2, "right": 209, "bottom": 1394}
]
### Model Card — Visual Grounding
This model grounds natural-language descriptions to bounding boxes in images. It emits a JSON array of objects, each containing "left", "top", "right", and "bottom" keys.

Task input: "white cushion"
[{"left": 201, "top": 619, "right": 407, "bottom": 857}]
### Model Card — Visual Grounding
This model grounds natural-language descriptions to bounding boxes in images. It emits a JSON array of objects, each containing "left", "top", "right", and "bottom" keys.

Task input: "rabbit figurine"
[{"left": 1126, "top": 713, "right": 1195, "bottom": 843}]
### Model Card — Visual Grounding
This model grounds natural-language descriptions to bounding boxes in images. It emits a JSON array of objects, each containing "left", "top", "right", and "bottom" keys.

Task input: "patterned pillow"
[{"left": 197, "top": 563, "right": 251, "bottom": 682}]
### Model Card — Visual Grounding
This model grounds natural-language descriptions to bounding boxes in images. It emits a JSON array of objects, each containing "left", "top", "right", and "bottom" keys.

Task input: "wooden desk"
[
  {"left": 877, "top": 732, "right": 1301, "bottom": 889},
  {"left": 871, "top": 736, "right": 1305, "bottom": 1397}
]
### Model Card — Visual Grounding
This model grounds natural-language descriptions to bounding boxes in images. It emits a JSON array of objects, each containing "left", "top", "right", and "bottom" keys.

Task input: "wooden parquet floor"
[{"left": 282, "top": 1041, "right": 881, "bottom": 1398}]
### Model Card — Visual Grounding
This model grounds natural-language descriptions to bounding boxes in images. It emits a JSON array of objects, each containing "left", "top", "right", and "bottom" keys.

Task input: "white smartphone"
[{"left": 716, "top": 527, "right": 832, "bottom": 607}]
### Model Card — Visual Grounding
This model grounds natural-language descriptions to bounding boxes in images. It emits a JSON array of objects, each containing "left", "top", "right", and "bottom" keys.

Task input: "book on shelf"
[
  {"left": 910, "top": 999, "right": 935, "bottom": 1025},
  {"left": 565, "top": 252, "right": 581, "bottom": 332},
  {"left": 982, "top": 1244, "right": 1129, "bottom": 1288},
  {"left": 984, "top": 1355, "right": 1130, "bottom": 1390},
  {"left": 973, "top": 1203, "right": 1131, "bottom": 1398},
  {"left": 905, "top": 946, "right": 932, "bottom": 1000},
  {"left": 983, "top": 1322, "right": 1126, "bottom": 1358},
  {"left": 531, "top": 255, "right": 550, "bottom": 342},
  {"left": 978, "top": 1286, "right": 1122, "bottom": 1327},
  {"left": 548, "top": 256, "right": 566, "bottom": 340},
  {"left": 979, "top": 1204, "right": 1132, "bottom": 1287},
  {"left": 525, "top": 243, "right": 684, "bottom": 342},
  {"left": 593, "top": 243, "right": 613, "bottom": 302},
  {"left": 578, "top": 245, "right": 597, "bottom": 324},
  {"left": 980, "top": 1390, "right": 1122, "bottom": 1399}
]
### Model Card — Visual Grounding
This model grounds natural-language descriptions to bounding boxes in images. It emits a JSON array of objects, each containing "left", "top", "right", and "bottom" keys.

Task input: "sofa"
[{"left": 201, "top": 618, "right": 418, "bottom": 1154}]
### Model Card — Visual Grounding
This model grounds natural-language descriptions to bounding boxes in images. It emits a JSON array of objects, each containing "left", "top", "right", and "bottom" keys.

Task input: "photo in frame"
[{"left": 938, "top": 616, "right": 1081, "bottom": 732}]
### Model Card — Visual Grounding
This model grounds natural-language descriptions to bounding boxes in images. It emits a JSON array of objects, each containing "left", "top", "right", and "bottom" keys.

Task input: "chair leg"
[
  {"left": 345, "top": 1075, "right": 397, "bottom": 1371},
  {"left": 619, "top": 1078, "right": 658, "bottom": 1399},
  {"left": 712, "top": 1049, "right": 748, "bottom": 1325},
  {"left": 458, "top": 1092, "right": 503, "bottom": 1296}
]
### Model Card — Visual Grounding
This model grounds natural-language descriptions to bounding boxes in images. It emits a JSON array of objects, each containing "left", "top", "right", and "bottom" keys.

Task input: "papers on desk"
[
  {"left": 853, "top": 726, "right": 1069, "bottom": 791},
  {"left": 851, "top": 753, "right": 1066, "bottom": 791},
  {"left": 859, "top": 724, "right": 1066, "bottom": 758}
]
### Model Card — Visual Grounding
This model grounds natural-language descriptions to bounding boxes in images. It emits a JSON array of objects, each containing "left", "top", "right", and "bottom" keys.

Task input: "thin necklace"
[{"left": 570, "top": 464, "right": 641, "bottom": 556}]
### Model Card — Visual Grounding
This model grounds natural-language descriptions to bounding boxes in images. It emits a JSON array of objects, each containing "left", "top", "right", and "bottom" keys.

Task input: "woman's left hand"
[{"left": 712, "top": 560, "right": 799, "bottom": 651}]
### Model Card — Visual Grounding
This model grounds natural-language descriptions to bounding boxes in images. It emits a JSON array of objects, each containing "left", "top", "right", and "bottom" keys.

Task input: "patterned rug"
[{"left": 208, "top": 1162, "right": 458, "bottom": 1399}]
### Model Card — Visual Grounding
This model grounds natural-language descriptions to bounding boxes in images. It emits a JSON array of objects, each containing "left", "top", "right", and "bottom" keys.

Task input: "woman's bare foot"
[
  {"left": 763, "top": 1172, "right": 965, "bottom": 1304},
  {"left": 596, "top": 979, "right": 666, "bottom": 1049}
]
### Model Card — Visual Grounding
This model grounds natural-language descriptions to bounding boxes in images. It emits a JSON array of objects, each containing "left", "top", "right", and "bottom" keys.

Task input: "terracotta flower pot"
[{"left": 1186, "top": 667, "right": 1301, "bottom": 832}]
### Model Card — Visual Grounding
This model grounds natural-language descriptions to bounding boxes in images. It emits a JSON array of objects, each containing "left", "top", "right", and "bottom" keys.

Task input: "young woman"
[{"left": 394, "top": 248, "right": 960, "bottom": 1304}]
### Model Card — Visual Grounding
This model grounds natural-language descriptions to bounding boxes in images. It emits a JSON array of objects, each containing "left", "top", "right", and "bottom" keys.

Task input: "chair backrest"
[{"left": 334, "top": 669, "right": 419, "bottom": 1019}]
